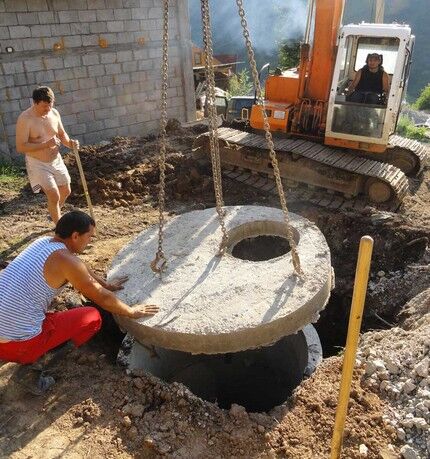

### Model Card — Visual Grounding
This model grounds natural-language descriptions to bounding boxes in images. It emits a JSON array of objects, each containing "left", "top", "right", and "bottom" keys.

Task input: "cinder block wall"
[{"left": 0, "top": 0, "right": 195, "bottom": 162}]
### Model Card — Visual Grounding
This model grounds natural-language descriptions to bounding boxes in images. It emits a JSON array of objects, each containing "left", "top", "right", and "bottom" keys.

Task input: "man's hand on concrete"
[
  {"left": 107, "top": 275, "right": 128, "bottom": 292},
  {"left": 128, "top": 304, "right": 159, "bottom": 319}
]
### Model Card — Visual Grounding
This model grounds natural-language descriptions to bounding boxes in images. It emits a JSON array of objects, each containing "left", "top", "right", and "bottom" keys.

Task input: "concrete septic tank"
[
  {"left": 108, "top": 205, "right": 334, "bottom": 354},
  {"left": 119, "top": 324, "right": 322, "bottom": 412}
]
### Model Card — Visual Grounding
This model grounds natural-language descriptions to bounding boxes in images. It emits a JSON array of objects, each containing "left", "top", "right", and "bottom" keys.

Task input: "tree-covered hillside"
[{"left": 189, "top": 0, "right": 429, "bottom": 99}]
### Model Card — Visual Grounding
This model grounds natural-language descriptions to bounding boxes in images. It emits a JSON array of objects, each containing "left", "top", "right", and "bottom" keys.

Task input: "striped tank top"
[{"left": 0, "top": 237, "right": 67, "bottom": 341}]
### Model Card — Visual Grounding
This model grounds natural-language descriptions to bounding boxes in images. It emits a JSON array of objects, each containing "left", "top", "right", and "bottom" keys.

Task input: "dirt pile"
[
  {"left": 358, "top": 295, "right": 430, "bottom": 459},
  {"left": 64, "top": 129, "right": 212, "bottom": 208}
]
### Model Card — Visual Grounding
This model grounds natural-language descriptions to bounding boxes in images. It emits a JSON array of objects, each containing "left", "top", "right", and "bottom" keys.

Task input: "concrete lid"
[{"left": 108, "top": 206, "right": 333, "bottom": 354}]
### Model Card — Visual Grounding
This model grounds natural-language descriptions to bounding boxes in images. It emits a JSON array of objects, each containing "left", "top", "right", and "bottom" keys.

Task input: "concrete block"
[
  {"left": 79, "top": 78, "right": 98, "bottom": 90},
  {"left": 96, "top": 9, "right": 114, "bottom": 21},
  {"left": 98, "top": 97, "right": 117, "bottom": 109},
  {"left": 62, "top": 113, "right": 77, "bottom": 126},
  {"left": 133, "top": 49, "right": 148, "bottom": 60},
  {"left": 93, "top": 86, "right": 108, "bottom": 98},
  {"left": 17, "top": 12, "right": 39, "bottom": 25},
  {"left": 104, "top": 0, "right": 123, "bottom": 8},
  {"left": 63, "top": 55, "right": 81, "bottom": 68},
  {"left": 131, "top": 8, "right": 146, "bottom": 20},
  {"left": 54, "top": 68, "right": 73, "bottom": 80},
  {"left": 149, "top": 29, "right": 162, "bottom": 41},
  {"left": 87, "top": 0, "right": 106, "bottom": 9},
  {"left": 61, "top": 80, "right": 79, "bottom": 92},
  {"left": 114, "top": 9, "right": 132, "bottom": 20},
  {"left": 130, "top": 71, "right": 146, "bottom": 83},
  {"left": 38, "top": 12, "right": 55, "bottom": 23},
  {"left": 30, "top": 25, "right": 49, "bottom": 37},
  {"left": 98, "top": 75, "right": 115, "bottom": 87},
  {"left": 50, "top": 24, "right": 71, "bottom": 36},
  {"left": 104, "top": 63, "right": 121, "bottom": 75},
  {"left": 69, "top": 123, "right": 87, "bottom": 135},
  {"left": 116, "top": 50, "right": 133, "bottom": 62},
  {"left": 100, "top": 51, "right": 117, "bottom": 64},
  {"left": 0, "top": 13, "right": 18, "bottom": 26},
  {"left": 0, "top": 27, "right": 10, "bottom": 39},
  {"left": 115, "top": 73, "right": 131, "bottom": 84},
  {"left": 66, "top": 0, "right": 87, "bottom": 10},
  {"left": 83, "top": 131, "right": 103, "bottom": 144},
  {"left": 45, "top": 57, "right": 64, "bottom": 70},
  {"left": 64, "top": 35, "right": 83, "bottom": 48},
  {"left": 102, "top": 33, "right": 118, "bottom": 45},
  {"left": 12, "top": 73, "right": 27, "bottom": 86},
  {"left": 81, "top": 35, "right": 98, "bottom": 47},
  {"left": 27, "top": 0, "right": 49, "bottom": 12},
  {"left": 5, "top": 0, "right": 27, "bottom": 12},
  {"left": 77, "top": 111, "right": 95, "bottom": 123},
  {"left": 123, "top": 0, "right": 141, "bottom": 7},
  {"left": 148, "top": 7, "right": 162, "bottom": 19},
  {"left": 94, "top": 108, "right": 112, "bottom": 121},
  {"left": 3, "top": 100, "right": 21, "bottom": 113},
  {"left": 0, "top": 74, "right": 14, "bottom": 89},
  {"left": 107, "top": 21, "right": 124, "bottom": 33},
  {"left": 58, "top": 11, "right": 79, "bottom": 23},
  {"left": 82, "top": 54, "right": 100, "bottom": 66},
  {"left": 73, "top": 67, "right": 88, "bottom": 79},
  {"left": 124, "top": 20, "right": 140, "bottom": 32},
  {"left": 127, "top": 123, "right": 145, "bottom": 137},
  {"left": 121, "top": 61, "right": 138, "bottom": 73},
  {"left": 90, "top": 22, "right": 107, "bottom": 34},
  {"left": 69, "top": 22, "right": 89, "bottom": 34},
  {"left": 137, "top": 59, "right": 153, "bottom": 71},
  {"left": 9, "top": 25, "right": 31, "bottom": 39},
  {"left": 78, "top": 10, "right": 96, "bottom": 22},
  {"left": 88, "top": 64, "right": 105, "bottom": 77},
  {"left": 1, "top": 87, "right": 21, "bottom": 101},
  {"left": 104, "top": 118, "right": 120, "bottom": 129},
  {"left": 85, "top": 120, "right": 105, "bottom": 133},
  {"left": 34, "top": 70, "right": 54, "bottom": 84},
  {"left": 2, "top": 61, "right": 25, "bottom": 75}
]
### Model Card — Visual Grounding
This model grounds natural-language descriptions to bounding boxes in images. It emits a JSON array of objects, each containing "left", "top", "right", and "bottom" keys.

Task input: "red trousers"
[{"left": 0, "top": 307, "right": 102, "bottom": 364}]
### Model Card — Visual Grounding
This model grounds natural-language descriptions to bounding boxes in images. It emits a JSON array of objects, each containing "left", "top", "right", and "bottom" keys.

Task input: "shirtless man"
[{"left": 16, "top": 86, "right": 78, "bottom": 224}]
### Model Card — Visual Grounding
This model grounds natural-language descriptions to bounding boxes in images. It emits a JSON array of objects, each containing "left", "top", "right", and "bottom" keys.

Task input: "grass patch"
[
  {"left": 0, "top": 162, "right": 27, "bottom": 190},
  {"left": 396, "top": 115, "right": 429, "bottom": 141}
]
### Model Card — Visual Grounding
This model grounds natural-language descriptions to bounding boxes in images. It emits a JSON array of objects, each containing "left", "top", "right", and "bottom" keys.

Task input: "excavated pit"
[
  {"left": 119, "top": 324, "right": 322, "bottom": 412},
  {"left": 109, "top": 205, "right": 333, "bottom": 410}
]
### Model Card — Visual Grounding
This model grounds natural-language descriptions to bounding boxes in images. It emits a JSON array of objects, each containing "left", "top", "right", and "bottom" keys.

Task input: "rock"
[
  {"left": 385, "top": 358, "right": 400, "bottom": 375},
  {"left": 229, "top": 403, "right": 247, "bottom": 418},
  {"left": 400, "top": 445, "right": 419, "bottom": 459},
  {"left": 122, "top": 403, "right": 145, "bottom": 418},
  {"left": 359, "top": 444, "right": 369, "bottom": 456},
  {"left": 127, "top": 426, "right": 138, "bottom": 440},
  {"left": 415, "top": 358, "right": 429, "bottom": 378},
  {"left": 402, "top": 380, "right": 417, "bottom": 394},
  {"left": 365, "top": 359, "right": 386, "bottom": 376},
  {"left": 397, "top": 428, "right": 406, "bottom": 441},
  {"left": 122, "top": 416, "right": 132, "bottom": 428},
  {"left": 378, "top": 270, "right": 386, "bottom": 277}
]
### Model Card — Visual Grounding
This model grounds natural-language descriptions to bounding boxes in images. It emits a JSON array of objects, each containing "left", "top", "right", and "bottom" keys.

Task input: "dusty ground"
[{"left": 0, "top": 125, "right": 429, "bottom": 458}]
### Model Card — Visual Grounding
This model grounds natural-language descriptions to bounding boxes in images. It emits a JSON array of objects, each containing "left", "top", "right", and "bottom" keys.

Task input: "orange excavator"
[{"left": 195, "top": 0, "right": 428, "bottom": 208}]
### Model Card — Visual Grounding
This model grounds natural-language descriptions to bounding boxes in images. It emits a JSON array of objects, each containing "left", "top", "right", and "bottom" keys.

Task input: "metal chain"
[
  {"left": 200, "top": 0, "right": 229, "bottom": 254},
  {"left": 151, "top": 0, "right": 169, "bottom": 274},
  {"left": 235, "top": 0, "right": 302, "bottom": 275}
]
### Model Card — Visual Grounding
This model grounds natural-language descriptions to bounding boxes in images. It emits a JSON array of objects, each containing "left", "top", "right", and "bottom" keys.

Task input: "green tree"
[
  {"left": 413, "top": 84, "right": 430, "bottom": 111},
  {"left": 278, "top": 40, "right": 300, "bottom": 70},
  {"left": 228, "top": 69, "right": 253, "bottom": 97}
]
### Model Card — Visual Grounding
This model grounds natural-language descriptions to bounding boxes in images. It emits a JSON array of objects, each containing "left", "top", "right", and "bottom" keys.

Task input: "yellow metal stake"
[
  {"left": 73, "top": 145, "right": 97, "bottom": 236},
  {"left": 330, "top": 235, "right": 374, "bottom": 459}
]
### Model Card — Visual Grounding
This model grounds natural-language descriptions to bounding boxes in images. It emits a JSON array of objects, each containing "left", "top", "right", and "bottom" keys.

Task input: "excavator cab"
[{"left": 325, "top": 24, "right": 414, "bottom": 153}]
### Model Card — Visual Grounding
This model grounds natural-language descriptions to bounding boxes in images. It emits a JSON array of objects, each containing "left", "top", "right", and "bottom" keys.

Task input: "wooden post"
[
  {"left": 73, "top": 145, "right": 97, "bottom": 235},
  {"left": 330, "top": 235, "right": 374, "bottom": 459}
]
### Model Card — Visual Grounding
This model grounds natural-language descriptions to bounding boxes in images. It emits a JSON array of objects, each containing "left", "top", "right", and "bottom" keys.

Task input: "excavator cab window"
[{"left": 331, "top": 35, "right": 400, "bottom": 139}]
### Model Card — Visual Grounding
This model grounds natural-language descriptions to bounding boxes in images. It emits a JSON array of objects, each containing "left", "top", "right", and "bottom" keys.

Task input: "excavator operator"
[{"left": 346, "top": 53, "right": 389, "bottom": 105}]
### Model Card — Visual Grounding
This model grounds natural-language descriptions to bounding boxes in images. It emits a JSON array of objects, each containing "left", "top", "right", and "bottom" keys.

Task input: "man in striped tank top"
[{"left": 0, "top": 210, "right": 159, "bottom": 394}]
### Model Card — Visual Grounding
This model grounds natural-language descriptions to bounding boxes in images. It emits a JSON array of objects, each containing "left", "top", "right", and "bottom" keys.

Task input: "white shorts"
[{"left": 26, "top": 155, "right": 71, "bottom": 193}]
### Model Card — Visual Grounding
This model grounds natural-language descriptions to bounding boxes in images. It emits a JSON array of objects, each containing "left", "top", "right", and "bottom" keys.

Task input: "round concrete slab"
[{"left": 108, "top": 206, "right": 333, "bottom": 354}]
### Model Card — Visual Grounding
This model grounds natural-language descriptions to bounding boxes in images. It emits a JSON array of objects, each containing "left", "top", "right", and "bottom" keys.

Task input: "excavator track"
[
  {"left": 386, "top": 135, "right": 429, "bottom": 175},
  {"left": 194, "top": 127, "right": 410, "bottom": 210}
]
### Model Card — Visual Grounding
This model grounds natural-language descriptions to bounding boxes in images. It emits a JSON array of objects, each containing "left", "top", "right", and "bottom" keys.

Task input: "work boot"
[{"left": 12, "top": 365, "right": 56, "bottom": 396}]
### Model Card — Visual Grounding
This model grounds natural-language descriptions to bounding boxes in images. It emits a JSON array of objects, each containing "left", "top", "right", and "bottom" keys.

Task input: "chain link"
[
  {"left": 235, "top": 0, "right": 302, "bottom": 276},
  {"left": 200, "top": 0, "right": 229, "bottom": 254},
  {"left": 151, "top": 0, "right": 169, "bottom": 274}
]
